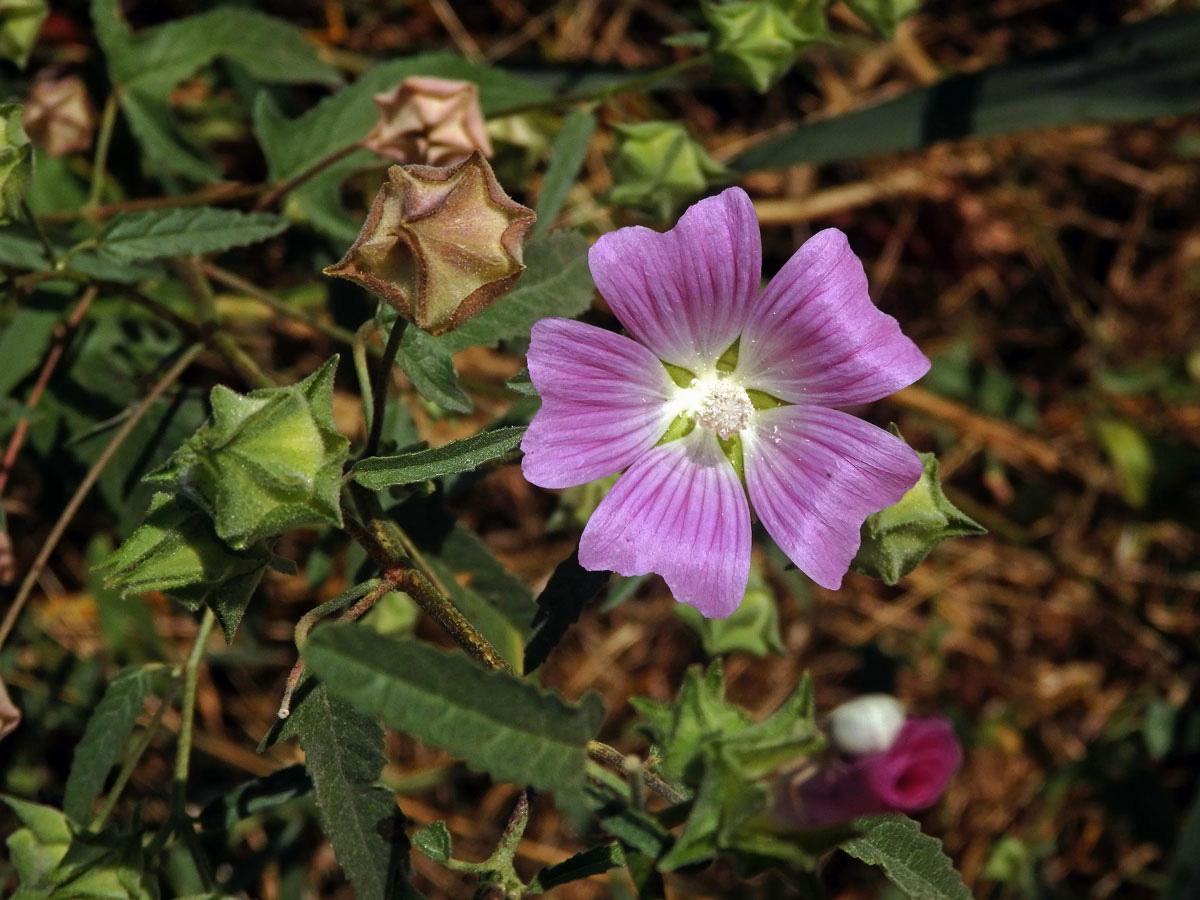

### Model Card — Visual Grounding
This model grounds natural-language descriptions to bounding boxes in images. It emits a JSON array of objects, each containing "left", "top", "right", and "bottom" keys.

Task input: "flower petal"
[
  {"left": 743, "top": 405, "right": 922, "bottom": 589},
  {"left": 866, "top": 718, "right": 962, "bottom": 812},
  {"left": 578, "top": 429, "right": 751, "bottom": 618},
  {"left": 521, "top": 318, "right": 677, "bottom": 489},
  {"left": 737, "top": 228, "right": 929, "bottom": 406},
  {"left": 588, "top": 186, "right": 762, "bottom": 373}
]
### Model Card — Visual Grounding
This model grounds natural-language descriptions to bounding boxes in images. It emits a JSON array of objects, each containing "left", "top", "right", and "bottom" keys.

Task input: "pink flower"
[
  {"left": 782, "top": 718, "right": 963, "bottom": 827},
  {"left": 520, "top": 187, "right": 929, "bottom": 617}
]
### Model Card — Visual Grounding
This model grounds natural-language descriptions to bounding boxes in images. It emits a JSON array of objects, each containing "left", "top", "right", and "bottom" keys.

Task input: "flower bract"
[{"left": 520, "top": 186, "right": 930, "bottom": 617}]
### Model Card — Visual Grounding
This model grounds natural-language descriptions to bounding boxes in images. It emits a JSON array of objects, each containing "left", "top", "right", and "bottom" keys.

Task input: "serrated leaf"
[
  {"left": 529, "top": 842, "right": 625, "bottom": 892},
  {"left": 63, "top": 665, "right": 160, "bottom": 825},
  {"left": 0, "top": 224, "right": 165, "bottom": 284},
  {"left": 412, "top": 821, "right": 452, "bottom": 863},
  {"left": 841, "top": 814, "right": 972, "bottom": 900},
  {"left": 99, "top": 208, "right": 288, "bottom": 261},
  {"left": 353, "top": 426, "right": 525, "bottom": 489},
  {"left": 524, "top": 549, "right": 611, "bottom": 673},
  {"left": 288, "top": 679, "right": 422, "bottom": 900},
  {"left": 731, "top": 11, "right": 1200, "bottom": 172},
  {"left": 395, "top": 326, "right": 473, "bottom": 414},
  {"left": 302, "top": 624, "right": 605, "bottom": 820},
  {"left": 533, "top": 109, "right": 596, "bottom": 236}
]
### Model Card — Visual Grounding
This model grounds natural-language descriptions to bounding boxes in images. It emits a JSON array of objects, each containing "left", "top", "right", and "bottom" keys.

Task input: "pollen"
[{"left": 692, "top": 379, "right": 754, "bottom": 439}]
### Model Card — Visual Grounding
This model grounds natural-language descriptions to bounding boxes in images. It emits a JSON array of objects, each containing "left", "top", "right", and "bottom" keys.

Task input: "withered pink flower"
[
  {"left": 777, "top": 709, "right": 962, "bottom": 827},
  {"left": 324, "top": 152, "right": 535, "bottom": 336},
  {"left": 23, "top": 73, "right": 95, "bottom": 157},
  {"left": 520, "top": 187, "right": 928, "bottom": 617},
  {"left": 363, "top": 76, "right": 493, "bottom": 167}
]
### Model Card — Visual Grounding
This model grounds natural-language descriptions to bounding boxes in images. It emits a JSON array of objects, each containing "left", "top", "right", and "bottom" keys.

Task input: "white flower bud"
[{"left": 827, "top": 694, "right": 906, "bottom": 756}]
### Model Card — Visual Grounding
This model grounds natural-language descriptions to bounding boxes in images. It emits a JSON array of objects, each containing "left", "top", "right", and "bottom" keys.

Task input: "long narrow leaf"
[
  {"left": 731, "top": 11, "right": 1200, "bottom": 172},
  {"left": 353, "top": 426, "right": 525, "bottom": 489}
]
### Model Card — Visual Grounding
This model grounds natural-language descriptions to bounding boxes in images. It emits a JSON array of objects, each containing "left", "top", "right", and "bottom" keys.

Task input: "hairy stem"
[
  {"left": 254, "top": 141, "right": 363, "bottom": 212},
  {"left": 587, "top": 741, "right": 688, "bottom": 805}
]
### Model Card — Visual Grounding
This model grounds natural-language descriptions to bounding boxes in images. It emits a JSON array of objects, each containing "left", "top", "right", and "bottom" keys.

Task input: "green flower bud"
[
  {"left": 0, "top": 103, "right": 32, "bottom": 224},
  {"left": 0, "top": 0, "right": 48, "bottom": 69},
  {"left": 148, "top": 357, "right": 349, "bottom": 550},
  {"left": 324, "top": 152, "right": 536, "bottom": 336},
  {"left": 604, "top": 121, "right": 729, "bottom": 220},
  {"left": 851, "top": 437, "right": 985, "bottom": 584},
  {"left": 97, "top": 493, "right": 271, "bottom": 641},
  {"left": 704, "top": 0, "right": 829, "bottom": 93}
]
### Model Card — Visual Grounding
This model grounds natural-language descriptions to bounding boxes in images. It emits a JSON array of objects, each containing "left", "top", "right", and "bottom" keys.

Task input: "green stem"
[
  {"left": 353, "top": 320, "right": 378, "bottom": 441},
  {"left": 254, "top": 141, "right": 363, "bottom": 212},
  {"left": 174, "top": 607, "right": 216, "bottom": 796},
  {"left": 363, "top": 318, "right": 407, "bottom": 459},
  {"left": 22, "top": 200, "right": 56, "bottom": 266},
  {"left": 91, "top": 676, "right": 181, "bottom": 830},
  {"left": 86, "top": 92, "right": 119, "bottom": 211},
  {"left": 175, "top": 257, "right": 275, "bottom": 389},
  {"left": 202, "top": 262, "right": 363, "bottom": 348},
  {"left": 490, "top": 54, "right": 711, "bottom": 118},
  {"left": 345, "top": 488, "right": 513, "bottom": 674}
]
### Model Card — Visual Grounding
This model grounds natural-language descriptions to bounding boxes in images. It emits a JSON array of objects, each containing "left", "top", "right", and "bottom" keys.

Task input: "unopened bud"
[
  {"left": 324, "top": 152, "right": 536, "bottom": 336},
  {"left": 827, "top": 694, "right": 906, "bottom": 756},
  {"left": 23, "top": 73, "right": 95, "bottom": 157},
  {"left": 364, "top": 76, "right": 493, "bottom": 166},
  {"left": 605, "top": 121, "right": 728, "bottom": 220},
  {"left": 704, "top": 0, "right": 828, "bottom": 93}
]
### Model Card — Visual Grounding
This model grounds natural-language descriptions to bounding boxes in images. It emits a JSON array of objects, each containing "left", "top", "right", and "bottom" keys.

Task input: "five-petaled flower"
[{"left": 520, "top": 187, "right": 930, "bottom": 617}]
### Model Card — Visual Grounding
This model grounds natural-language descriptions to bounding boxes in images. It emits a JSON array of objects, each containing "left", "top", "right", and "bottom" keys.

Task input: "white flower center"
[{"left": 690, "top": 378, "right": 753, "bottom": 440}]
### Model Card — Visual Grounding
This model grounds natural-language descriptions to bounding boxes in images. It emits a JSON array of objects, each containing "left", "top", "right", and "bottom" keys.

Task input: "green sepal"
[
  {"left": 704, "top": 0, "right": 830, "bottom": 93},
  {"left": 850, "top": 431, "right": 985, "bottom": 584},
  {"left": 96, "top": 492, "right": 271, "bottom": 642},
  {"left": 0, "top": 103, "right": 32, "bottom": 224},
  {"left": 148, "top": 356, "right": 350, "bottom": 550},
  {"left": 841, "top": 0, "right": 923, "bottom": 38},
  {"left": 604, "top": 122, "right": 729, "bottom": 220},
  {"left": 0, "top": 0, "right": 47, "bottom": 68}
]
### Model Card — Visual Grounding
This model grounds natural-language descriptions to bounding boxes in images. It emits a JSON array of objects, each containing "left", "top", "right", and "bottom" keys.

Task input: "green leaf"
[
  {"left": 395, "top": 327, "right": 473, "bottom": 414},
  {"left": 841, "top": 814, "right": 972, "bottom": 900},
  {"left": 524, "top": 549, "right": 611, "bottom": 673},
  {"left": 529, "top": 842, "right": 625, "bottom": 892},
  {"left": 99, "top": 208, "right": 289, "bottom": 262},
  {"left": 431, "top": 229, "right": 596, "bottom": 354},
  {"left": 842, "top": 0, "right": 922, "bottom": 37},
  {"left": 0, "top": 0, "right": 46, "bottom": 68},
  {"left": 92, "top": 0, "right": 341, "bottom": 180},
  {"left": 1094, "top": 418, "right": 1155, "bottom": 508},
  {"left": 0, "top": 103, "right": 33, "bottom": 224},
  {"left": 63, "top": 665, "right": 160, "bottom": 825},
  {"left": 533, "top": 109, "right": 596, "bottom": 235},
  {"left": 354, "top": 427, "right": 524, "bottom": 489},
  {"left": 302, "top": 624, "right": 605, "bottom": 820},
  {"left": 412, "top": 821, "right": 452, "bottom": 863},
  {"left": 2, "top": 795, "right": 71, "bottom": 885},
  {"left": 505, "top": 368, "right": 537, "bottom": 397},
  {"left": 583, "top": 784, "right": 673, "bottom": 862},
  {"left": 0, "top": 303, "right": 59, "bottom": 398},
  {"left": 0, "top": 224, "right": 165, "bottom": 284},
  {"left": 731, "top": 11, "right": 1200, "bottom": 171},
  {"left": 287, "top": 679, "right": 422, "bottom": 900}
]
